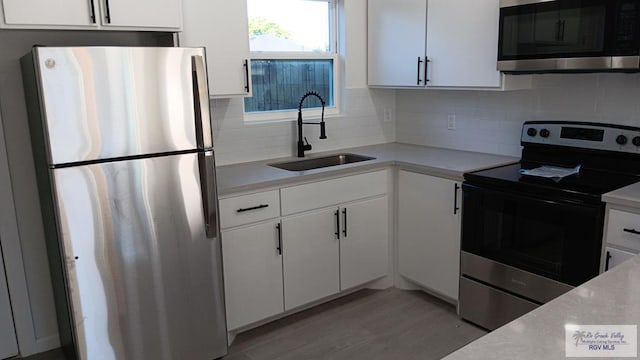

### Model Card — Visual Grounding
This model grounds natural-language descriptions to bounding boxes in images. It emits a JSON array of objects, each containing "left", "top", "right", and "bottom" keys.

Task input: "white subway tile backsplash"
[
  {"left": 212, "top": 88, "right": 396, "bottom": 165},
  {"left": 396, "top": 73, "right": 640, "bottom": 157}
]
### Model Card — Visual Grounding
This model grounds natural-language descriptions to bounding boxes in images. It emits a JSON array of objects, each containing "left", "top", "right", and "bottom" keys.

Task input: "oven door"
[
  {"left": 461, "top": 183, "right": 604, "bottom": 286},
  {"left": 498, "top": 0, "right": 640, "bottom": 72}
]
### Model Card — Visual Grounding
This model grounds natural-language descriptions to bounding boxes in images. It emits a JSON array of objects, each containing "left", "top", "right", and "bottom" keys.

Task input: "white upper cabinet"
[
  {"left": 367, "top": 0, "right": 427, "bottom": 87},
  {"left": 100, "top": 0, "right": 181, "bottom": 29},
  {"left": 367, "top": 0, "right": 502, "bottom": 89},
  {"left": 0, "top": 0, "right": 181, "bottom": 30},
  {"left": 180, "top": 0, "right": 252, "bottom": 98},
  {"left": 426, "top": 0, "right": 501, "bottom": 87},
  {"left": 1, "top": 0, "right": 97, "bottom": 27}
]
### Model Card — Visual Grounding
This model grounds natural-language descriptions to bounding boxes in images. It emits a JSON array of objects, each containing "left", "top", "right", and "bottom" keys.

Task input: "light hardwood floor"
[
  {"left": 224, "top": 288, "right": 487, "bottom": 360},
  {"left": 22, "top": 288, "right": 486, "bottom": 360}
]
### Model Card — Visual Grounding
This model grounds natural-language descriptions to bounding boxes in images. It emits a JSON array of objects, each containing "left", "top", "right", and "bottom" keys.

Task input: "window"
[{"left": 244, "top": 0, "right": 338, "bottom": 120}]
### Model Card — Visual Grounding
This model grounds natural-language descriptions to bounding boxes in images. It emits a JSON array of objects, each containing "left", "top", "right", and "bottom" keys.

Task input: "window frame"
[{"left": 244, "top": 0, "right": 340, "bottom": 123}]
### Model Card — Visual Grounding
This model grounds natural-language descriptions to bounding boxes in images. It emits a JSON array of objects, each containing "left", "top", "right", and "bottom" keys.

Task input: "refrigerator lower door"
[{"left": 52, "top": 151, "right": 226, "bottom": 360}]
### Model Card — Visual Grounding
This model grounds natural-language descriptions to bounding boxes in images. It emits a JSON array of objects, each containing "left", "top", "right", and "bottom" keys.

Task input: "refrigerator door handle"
[
  {"left": 192, "top": 55, "right": 213, "bottom": 149},
  {"left": 198, "top": 151, "right": 218, "bottom": 239}
]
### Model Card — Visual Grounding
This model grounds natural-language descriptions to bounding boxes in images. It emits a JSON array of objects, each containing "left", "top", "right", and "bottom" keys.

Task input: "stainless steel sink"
[{"left": 269, "top": 153, "right": 376, "bottom": 172}]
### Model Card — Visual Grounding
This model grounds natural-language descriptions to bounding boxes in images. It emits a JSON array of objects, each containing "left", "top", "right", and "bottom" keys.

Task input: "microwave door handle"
[
  {"left": 191, "top": 55, "right": 213, "bottom": 149},
  {"left": 198, "top": 151, "right": 218, "bottom": 239}
]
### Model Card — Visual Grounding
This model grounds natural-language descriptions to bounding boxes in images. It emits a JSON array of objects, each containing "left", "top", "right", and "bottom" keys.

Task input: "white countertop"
[
  {"left": 603, "top": 182, "right": 640, "bottom": 209},
  {"left": 215, "top": 143, "right": 519, "bottom": 196},
  {"left": 444, "top": 254, "right": 640, "bottom": 360}
]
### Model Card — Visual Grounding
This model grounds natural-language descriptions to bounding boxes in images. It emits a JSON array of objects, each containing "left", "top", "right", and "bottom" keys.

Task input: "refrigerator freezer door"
[
  {"left": 52, "top": 151, "right": 226, "bottom": 360},
  {"left": 33, "top": 47, "right": 213, "bottom": 165}
]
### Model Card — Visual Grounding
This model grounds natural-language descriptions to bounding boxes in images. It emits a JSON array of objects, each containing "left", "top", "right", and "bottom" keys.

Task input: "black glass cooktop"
[{"left": 465, "top": 162, "right": 640, "bottom": 204}]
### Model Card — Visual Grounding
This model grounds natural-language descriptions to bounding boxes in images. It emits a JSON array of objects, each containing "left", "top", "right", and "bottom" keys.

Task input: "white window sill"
[{"left": 244, "top": 107, "right": 341, "bottom": 124}]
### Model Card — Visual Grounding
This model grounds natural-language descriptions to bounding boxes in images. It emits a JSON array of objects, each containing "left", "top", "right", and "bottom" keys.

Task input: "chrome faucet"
[{"left": 297, "top": 91, "right": 327, "bottom": 157}]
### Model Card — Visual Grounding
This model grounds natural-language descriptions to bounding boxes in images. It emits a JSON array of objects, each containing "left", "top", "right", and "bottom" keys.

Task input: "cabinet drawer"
[
  {"left": 606, "top": 209, "right": 640, "bottom": 252},
  {"left": 220, "top": 190, "right": 280, "bottom": 229},
  {"left": 281, "top": 170, "right": 387, "bottom": 215}
]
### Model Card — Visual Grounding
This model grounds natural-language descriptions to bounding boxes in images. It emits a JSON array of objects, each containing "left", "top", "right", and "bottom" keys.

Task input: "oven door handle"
[{"left": 623, "top": 228, "right": 640, "bottom": 235}]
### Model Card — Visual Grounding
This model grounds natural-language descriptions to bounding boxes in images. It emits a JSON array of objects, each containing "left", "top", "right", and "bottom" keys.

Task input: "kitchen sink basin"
[{"left": 269, "top": 153, "right": 376, "bottom": 171}]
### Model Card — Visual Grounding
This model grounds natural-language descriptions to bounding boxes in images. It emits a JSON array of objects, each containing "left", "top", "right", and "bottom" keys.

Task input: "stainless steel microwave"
[{"left": 498, "top": 0, "right": 640, "bottom": 73}]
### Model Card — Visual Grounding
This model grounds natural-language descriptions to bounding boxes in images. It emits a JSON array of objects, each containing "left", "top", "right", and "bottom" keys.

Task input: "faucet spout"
[{"left": 296, "top": 91, "right": 327, "bottom": 157}]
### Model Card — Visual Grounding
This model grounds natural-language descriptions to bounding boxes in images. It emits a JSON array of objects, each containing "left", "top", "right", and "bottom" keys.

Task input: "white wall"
[
  {"left": 212, "top": 0, "right": 396, "bottom": 165},
  {"left": 396, "top": 73, "right": 640, "bottom": 156}
]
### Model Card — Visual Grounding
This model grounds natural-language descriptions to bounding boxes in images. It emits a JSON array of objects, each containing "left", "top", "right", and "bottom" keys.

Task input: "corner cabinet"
[
  {"left": 0, "top": 0, "right": 181, "bottom": 30},
  {"left": 180, "top": 0, "right": 252, "bottom": 98},
  {"left": 398, "top": 170, "right": 461, "bottom": 301},
  {"left": 367, "top": 0, "right": 502, "bottom": 89}
]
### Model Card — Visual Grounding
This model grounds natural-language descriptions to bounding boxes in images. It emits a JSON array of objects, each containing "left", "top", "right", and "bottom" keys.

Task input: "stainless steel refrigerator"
[{"left": 21, "top": 47, "right": 227, "bottom": 360}]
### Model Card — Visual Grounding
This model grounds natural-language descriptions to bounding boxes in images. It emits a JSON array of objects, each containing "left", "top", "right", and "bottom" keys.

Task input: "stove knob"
[
  {"left": 633, "top": 136, "right": 640, "bottom": 147},
  {"left": 616, "top": 135, "right": 628, "bottom": 145},
  {"left": 526, "top": 128, "right": 537, "bottom": 137},
  {"left": 539, "top": 129, "right": 550, "bottom": 138}
]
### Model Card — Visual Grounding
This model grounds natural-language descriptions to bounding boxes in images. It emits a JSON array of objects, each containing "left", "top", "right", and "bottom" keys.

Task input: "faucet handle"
[{"left": 303, "top": 137, "right": 312, "bottom": 151}]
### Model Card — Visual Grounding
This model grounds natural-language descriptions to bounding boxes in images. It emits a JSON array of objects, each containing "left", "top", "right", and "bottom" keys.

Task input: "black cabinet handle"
[
  {"left": 454, "top": 183, "right": 460, "bottom": 215},
  {"left": 335, "top": 210, "right": 340, "bottom": 239},
  {"left": 243, "top": 59, "right": 250, "bottom": 93},
  {"left": 276, "top": 222, "right": 282, "bottom": 255},
  {"left": 342, "top": 208, "right": 347, "bottom": 237},
  {"left": 605, "top": 251, "right": 612, "bottom": 271},
  {"left": 237, "top": 204, "right": 269, "bottom": 213},
  {"left": 416, "top": 57, "right": 424, "bottom": 85},
  {"left": 89, "top": 0, "right": 96, "bottom": 23},
  {"left": 623, "top": 228, "right": 640, "bottom": 235},
  {"left": 104, "top": 0, "right": 112, "bottom": 23},
  {"left": 425, "top": 57, "right": 430, "bottom": 83}
]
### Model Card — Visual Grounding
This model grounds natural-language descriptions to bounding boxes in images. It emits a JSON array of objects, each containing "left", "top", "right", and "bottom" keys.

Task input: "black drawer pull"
[
  {"left": 237, "top": 204, "right": 269, "bottom": 213},
  {"left": 623, "top": 228, "right": 640, "bottom": 235}
]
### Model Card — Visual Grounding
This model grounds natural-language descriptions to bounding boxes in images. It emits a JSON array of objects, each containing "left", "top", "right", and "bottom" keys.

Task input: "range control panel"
[{"left": 522, "top": 121, "right": 640, "bottom": 153}]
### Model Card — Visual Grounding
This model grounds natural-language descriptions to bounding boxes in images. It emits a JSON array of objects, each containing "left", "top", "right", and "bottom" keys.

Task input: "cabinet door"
[
  {"left": 101, "top": 0, "right": 181, "bottom": 29},
  {"left": 367, "top": 0, "right": 427, "bottom": 87},
  {"left": 426, "top": 0, "right": 501, "bottom": 87},
  {"left": 398, "top": 171, "right": 461, "bottom": 301},
  {"left": 221, "top": 221, "right": 284, "bottom": 330},
  {"left": 340, "top": 197, "right": 389, "bottom": 290},
  {"left": 0, "top": 238, "right": 18, "bottom": 359},
  {"left": 180, "top": 0, "right": 252, "bottom": 97},
  {"left": 603, "top": 247, "right": 635, "bottom": 272},
  {"left": 2, "top": 0, "right": 97, "bottom": 26},
  {"left": 282, "top": 208, "right": 340, "bottom": 311}
]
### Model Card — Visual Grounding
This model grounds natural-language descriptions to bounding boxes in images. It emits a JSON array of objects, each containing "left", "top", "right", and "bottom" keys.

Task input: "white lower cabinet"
[
  {"left": 340, "top": 196, "right": 389, "bottom": 291},
  {"left": 220, "top": 169, "right": 391, "bottom": 330},
  {"left": 282, "top": 208, "right": 340, "bottom": 311},
  {"left": 604, "top": 247, "right": 635, "bottom": 271},
  {"left": 398, "top": 170, "right": 461, "bottom": 301},
  {"left": 602, "top": 207, "right": 640, "bottom": 272},
  {"left": 221, "top": 220, "right": 284, "bottom": 330}
]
